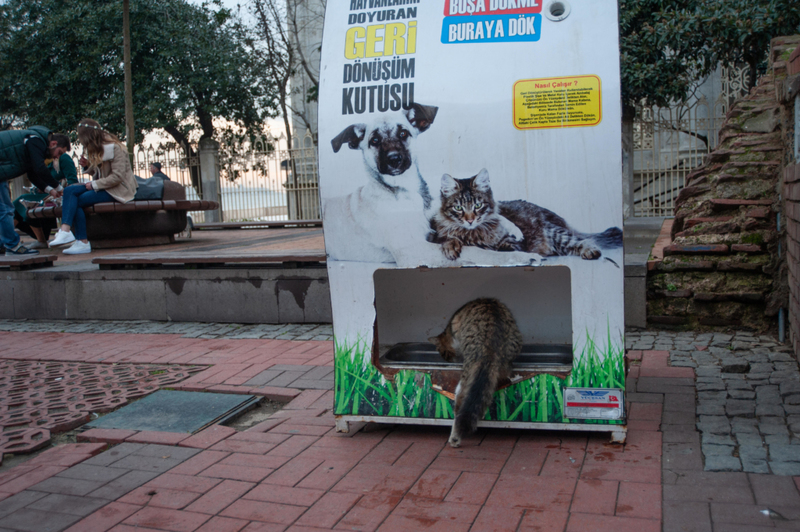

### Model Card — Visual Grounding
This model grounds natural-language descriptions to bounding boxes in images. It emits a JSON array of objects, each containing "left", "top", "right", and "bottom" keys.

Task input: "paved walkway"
[{"left": 0, "top": 323, "right": 797, "bottom": 531}]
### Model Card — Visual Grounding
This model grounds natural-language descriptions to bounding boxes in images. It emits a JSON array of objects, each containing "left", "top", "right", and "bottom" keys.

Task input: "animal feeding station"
[{"left": 318, "top": 0, "right": 627, "bottom": 442}]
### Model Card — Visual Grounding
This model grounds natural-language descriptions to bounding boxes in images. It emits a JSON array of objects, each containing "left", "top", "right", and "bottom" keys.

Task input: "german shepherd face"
[{"left": 331, "top": 103, "right": 438, "bottom": 185}]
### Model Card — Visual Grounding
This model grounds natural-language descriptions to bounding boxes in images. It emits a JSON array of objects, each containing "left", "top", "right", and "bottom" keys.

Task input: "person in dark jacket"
[
  {"left": 13, "top": 153, "right": 79, "bottom": 248},
  {"left": 149, "top": 162, "right": 171, "bottom": 181},
  {"left": 0, "top": 127, "right": 71, "bottom": 255}
]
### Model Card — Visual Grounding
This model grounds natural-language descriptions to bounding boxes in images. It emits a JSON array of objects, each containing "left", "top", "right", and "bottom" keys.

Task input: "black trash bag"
[{"left": 133, "top": 175, "right": 165, "bottom": 200}]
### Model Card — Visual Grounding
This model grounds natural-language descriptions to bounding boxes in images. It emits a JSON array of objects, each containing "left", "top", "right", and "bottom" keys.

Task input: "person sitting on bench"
[
  {"left": 149, "top": 162, "right": 170, "bottom": 181},
  {"left": 49, "top": 119, "right": 138, "bottom": 255}
]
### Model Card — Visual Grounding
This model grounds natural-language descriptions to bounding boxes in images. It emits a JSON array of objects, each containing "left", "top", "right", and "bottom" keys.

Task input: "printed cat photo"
[
  {"left": 429, "top": 298, "right": 523, "bottom": 448},
  {"left": 428, "top": 168, "right": 622, "bottom": 260},
  {"left": 427, "top": 169, "right": 524, "bottom": 260}
]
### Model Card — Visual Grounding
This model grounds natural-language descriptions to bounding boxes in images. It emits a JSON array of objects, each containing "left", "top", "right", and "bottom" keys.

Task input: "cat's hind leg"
[
  {"left": 449, "top": 382, "right": 464, "bottom": 447},
  {"left": 578, "top": 240, "right": 601, "bottom": 260},
  {"left": 550, "top": 227, "right": 601, "bottom": 260},
  {"left": 448, "top": 424, "right": 463, "bottom": 447}
]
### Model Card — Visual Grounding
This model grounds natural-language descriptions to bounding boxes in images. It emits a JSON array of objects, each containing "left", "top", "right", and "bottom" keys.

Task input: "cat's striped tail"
[
  {"left": 451, "top": 360, "right": 497, "bottom": 446},
  {"left": 586, "top": 226, "right": 623, "bottom": 249}
]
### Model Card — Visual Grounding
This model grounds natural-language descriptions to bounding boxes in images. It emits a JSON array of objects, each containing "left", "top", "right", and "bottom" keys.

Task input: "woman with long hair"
[{"left": 49, "top": 119, "right": 138, "bottom": 254}]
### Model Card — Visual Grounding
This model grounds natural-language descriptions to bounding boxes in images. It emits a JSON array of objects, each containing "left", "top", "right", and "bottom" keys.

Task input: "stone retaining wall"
[
  {"left": 647, "top": 35, "right": 800, "bottom": 334},
  {"left": 0, "top": 264, "right": 332, "bottom": 324}
]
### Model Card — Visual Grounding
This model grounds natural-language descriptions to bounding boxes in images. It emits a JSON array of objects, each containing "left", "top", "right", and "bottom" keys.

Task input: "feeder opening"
[{"left": 373, "top": 266, "right": 573, "bottom": 373}]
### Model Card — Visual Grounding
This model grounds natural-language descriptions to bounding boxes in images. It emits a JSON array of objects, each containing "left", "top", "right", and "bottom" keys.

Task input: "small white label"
[{"left": 564, "top": 388, "right": 624, "bottom": 420}]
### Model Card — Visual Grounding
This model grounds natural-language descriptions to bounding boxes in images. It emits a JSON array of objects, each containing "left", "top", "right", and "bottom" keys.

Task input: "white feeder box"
[{"left": 319, "top": 0, "right": 626, "bottom": 441}]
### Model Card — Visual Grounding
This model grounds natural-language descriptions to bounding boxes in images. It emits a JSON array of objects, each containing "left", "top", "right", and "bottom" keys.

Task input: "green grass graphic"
[{"left": 334, "top": 326, "right": 624, "bottom": 424}]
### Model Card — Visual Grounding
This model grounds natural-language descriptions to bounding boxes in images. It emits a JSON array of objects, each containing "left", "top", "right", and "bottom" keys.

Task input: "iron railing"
[
  {"left": 63, "top": 131, "right": 320, "bottom": 224},
  {"left": 632, "top": 66, "right": 752, "bottom": 217}
]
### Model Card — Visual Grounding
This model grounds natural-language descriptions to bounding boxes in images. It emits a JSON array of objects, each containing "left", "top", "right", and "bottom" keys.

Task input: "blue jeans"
[
  {"left": 61, "top": 185, "right": 114, "bottom": 240},
  {"left": 0, "top": 182, "right": 20, "bottom": 250}
]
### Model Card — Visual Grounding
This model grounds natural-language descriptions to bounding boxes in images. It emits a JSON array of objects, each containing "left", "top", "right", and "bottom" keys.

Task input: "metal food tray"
[{"left": 379, "top": 342, "right": 573, "bottom": 370}]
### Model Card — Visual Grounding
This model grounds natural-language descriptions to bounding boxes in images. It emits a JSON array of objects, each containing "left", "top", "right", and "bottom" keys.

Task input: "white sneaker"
[
  {"left": 50, "top": 229, "right": 75, "bottom": 247},
  {"left": 63, "top": 240, "right": 91, "bottom": 255}
]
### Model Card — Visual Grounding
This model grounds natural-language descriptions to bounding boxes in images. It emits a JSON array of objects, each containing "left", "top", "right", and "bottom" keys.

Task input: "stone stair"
[{"left": 646, "top": 36, "right": 800, "bottom": 331}]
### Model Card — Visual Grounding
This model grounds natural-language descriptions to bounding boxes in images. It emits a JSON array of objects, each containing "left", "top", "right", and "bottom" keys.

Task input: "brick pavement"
[
  {"left": 0, "top": 325, "right": 797, "bottom": 530},
  {"left": 0, "top": 360, "right": 202, "bottom": 455}
]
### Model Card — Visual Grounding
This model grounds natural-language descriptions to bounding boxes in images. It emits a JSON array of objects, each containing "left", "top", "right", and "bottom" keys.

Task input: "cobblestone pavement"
[
  {"left": 0, "top": 320, "right": 333, "bottom": 341},
  {"left": 628, "top": 330, "right": 800, "bottom": 475}
]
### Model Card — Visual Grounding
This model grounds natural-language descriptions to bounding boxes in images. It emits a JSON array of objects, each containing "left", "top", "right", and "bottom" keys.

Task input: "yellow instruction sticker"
[{"left": 513, "top": 75, "right": 602, "bottom": 129}]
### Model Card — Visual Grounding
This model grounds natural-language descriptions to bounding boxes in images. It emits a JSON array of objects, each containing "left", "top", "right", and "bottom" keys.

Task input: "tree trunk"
[
  {"left": 621, "top": 102, "right": 636, "bottom": 219},
  {"left": 748, "top": 59, "right": 758, "bottom": 91},
  {"left": 282, "top": 103, "right": 293, "bottom": 151},
  {"left": 123, "top": 0, "right": 135, "bottom": 161},
  {"left": 164, "top": 125, "right": 202, "bottom": 193}
]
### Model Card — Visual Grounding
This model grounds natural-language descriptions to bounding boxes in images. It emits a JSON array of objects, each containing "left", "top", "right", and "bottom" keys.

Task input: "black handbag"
[{"left": 132, "top": 175, "right": 165, "bottom": 200}]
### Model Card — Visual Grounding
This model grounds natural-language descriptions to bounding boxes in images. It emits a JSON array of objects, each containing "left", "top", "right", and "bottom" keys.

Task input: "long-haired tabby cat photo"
[
  {"left": 427, "top": 168, "right": 622, "bottom": 260},
  {"left": 427, "top": 169, "right": 524, "bottom": 260}
]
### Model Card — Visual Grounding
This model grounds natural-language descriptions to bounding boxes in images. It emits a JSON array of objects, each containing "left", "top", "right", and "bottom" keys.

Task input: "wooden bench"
[
  {"left": 26, "top": 181, "right": 219, "bottom": 249},
  {"left": 92, "top": 250, "right": 327, "bottom": 270},
  {"left": 0, "top": 254, "right": 58, "bottom": 270}
]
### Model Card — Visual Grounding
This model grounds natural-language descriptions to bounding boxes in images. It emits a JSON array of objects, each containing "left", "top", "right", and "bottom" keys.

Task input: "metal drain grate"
[{"left": 85, "top": 390, "right": 259, "bottom": 434}]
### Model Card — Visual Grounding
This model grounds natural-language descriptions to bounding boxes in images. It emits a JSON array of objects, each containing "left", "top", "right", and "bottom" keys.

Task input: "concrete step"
[{"left": 624, "top": 217, "right": 667, "bottom": 329}]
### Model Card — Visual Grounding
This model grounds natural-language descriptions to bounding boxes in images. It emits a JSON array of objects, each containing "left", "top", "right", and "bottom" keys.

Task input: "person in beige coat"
[{"left": 49, "top": 119, "right": 138, "bottom": 254}]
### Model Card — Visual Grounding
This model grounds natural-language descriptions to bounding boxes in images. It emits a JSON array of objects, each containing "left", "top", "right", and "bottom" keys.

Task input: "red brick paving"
[
  {"left": 123, "top": 506, "right": 212, "bottom": 531},
  {"left": 2, "top": 337, "right": 799, "bottom": 531},
  {"left": 0, "top": 444, "right": 106, "bottom": 496},
  {"left": 616, "top": 481, "right": 661, "bottom": 520},
  {"left": 179, "top": 425, "right": 238, "bottom": 450},
  {"left": 63, "top": 501, "right": 142, "bottom": 532},
  {"left": 125, "top": 431, "right": 189, "bottom": 446},
  {"left": 118, "top": 485, "right": 202, "bottom": 509},
  {"left": 78, "top": 429, "right": 139, "bottom": 445}
]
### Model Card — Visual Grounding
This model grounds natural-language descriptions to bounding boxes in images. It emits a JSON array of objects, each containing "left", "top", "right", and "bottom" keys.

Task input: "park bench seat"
[
  {"left": 25, "top": 181, "right": 219, "bottom": 249},
  {"left": 26, "top": 199, "right": 216, "bottom": 219}
]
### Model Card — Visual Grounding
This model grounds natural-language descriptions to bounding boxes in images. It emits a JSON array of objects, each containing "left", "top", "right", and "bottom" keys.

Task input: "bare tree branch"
[{"left": 250, "top": 0, "right": 322, "bottom": 148}]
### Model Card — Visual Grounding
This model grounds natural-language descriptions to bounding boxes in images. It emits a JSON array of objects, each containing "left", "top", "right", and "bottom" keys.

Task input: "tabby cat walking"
[{"left": 429, "top": 298, "right": 522, "bottom": 447}]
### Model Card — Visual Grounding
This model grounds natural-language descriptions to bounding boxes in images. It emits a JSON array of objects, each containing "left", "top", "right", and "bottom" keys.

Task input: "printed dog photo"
[
  {"left": 325, "top": 104, "right": 541, "bottom": 267},
  {"left": 325, "top": 103, "right": 437, "bottom": 264}
]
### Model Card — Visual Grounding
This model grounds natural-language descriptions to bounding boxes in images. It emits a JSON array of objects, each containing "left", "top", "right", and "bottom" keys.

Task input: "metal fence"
[
  {"left": 632, "top": 66, "right": 751, "bottom": 217},
  {"left": 128, "top": 132, "right": 320, "bottom": 224},
  {"left": 216, "top": 132, "right": 320, "bottom": 222}
]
